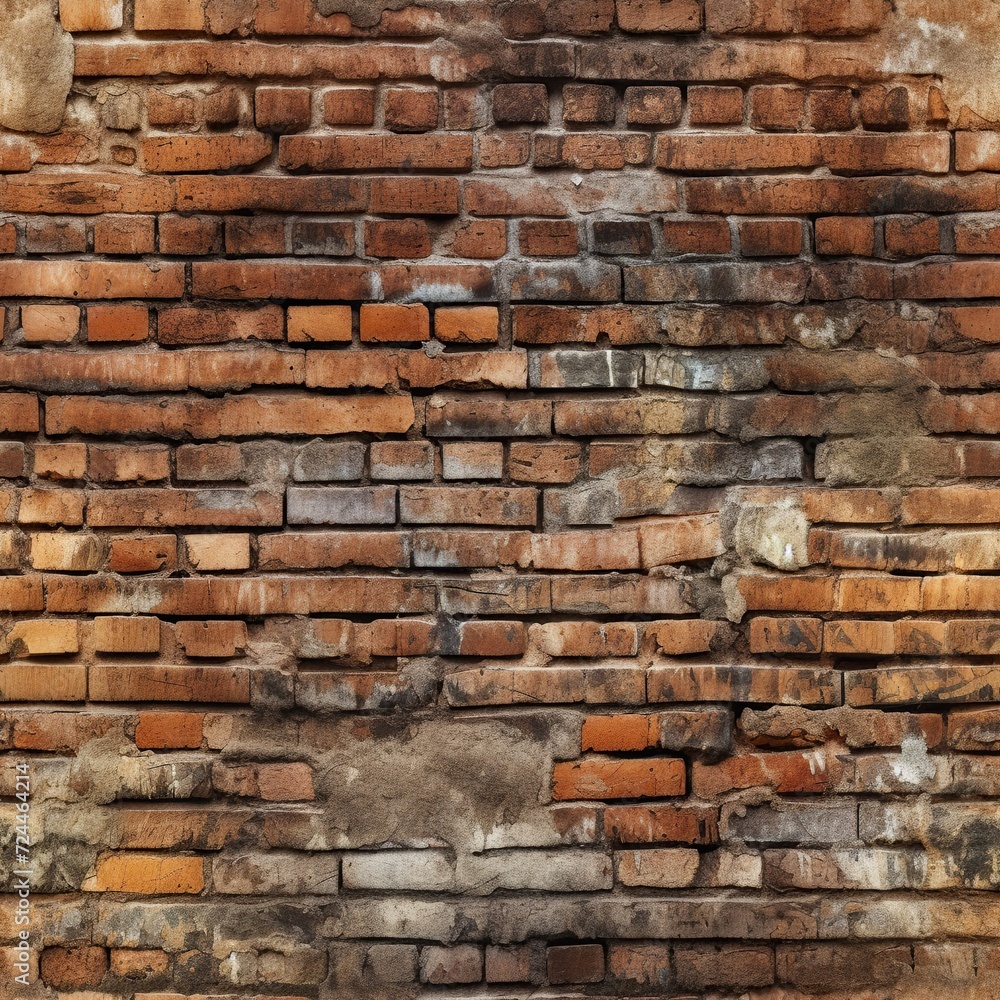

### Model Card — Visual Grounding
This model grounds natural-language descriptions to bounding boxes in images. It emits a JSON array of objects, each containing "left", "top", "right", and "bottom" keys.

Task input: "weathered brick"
[
  {"left": 47, "top": 396, "right": 414, "bottom": 439},
  {"left": 255, "top": 86, "right": 312, "bottom": 131},
  {"left": 553, "top": 758, "right": 685, "bottom": 800},
  {"left": 84, "top": 854, "right": 204, "bottom": 894},
  {"left": 492, "top": 84, "right": 548, "bottom": 124},
  {"left": 280, "top": 134, "right": 473, "bottom": 171}
]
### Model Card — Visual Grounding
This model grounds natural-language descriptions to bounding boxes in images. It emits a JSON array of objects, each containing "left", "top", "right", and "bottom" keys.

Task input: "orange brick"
[
  {"left": 135, "top": 0, "right": 203, "bottom": 31},
  {"left": 135, "top": 712, "right": 203, "bottom": 749},
  {"left": 647, "top": 620, "right": 724, "bottom": 655},
  {"left": 22, "top": 304, "right": 80, "bottom": 343},
  {"left": 185, "top": 533, "right": 251, "bottom": 571},
  {"left": 749, "top": 617, "right": 823, "bottom": 654},
  {"left": 360, "top": 304, "right": 430, "bottom": 343},
  {"left": 85, "top": 853, "right": 204, "bottom": 894},
  {"left": 824, "top": 619, "right": 895, "bottom": 655},
  {"left": 34, "top": 443, "right": 87, "bottom": 480},
  {"left": 88, "top": 444, "right": 170, "bottom": 482},
  {"left": 0, "top": 664, "right": 84, "bottom": 701},
  {"left": 5, "top": 619, "right": 79, "bottom": 657},
  {"left": 581, "top": 714, "right": 657, "bottom": 752},
  {"left": 177, "top": 620, "right": 248, "bottom": 658},
  {"left": 531, "top": 621, "right": 638, "bottom": 657},
  {"left": 287, "top": 304, "right": 352, "bottom": 343},
  {"left": 109, "top": 949, "right": 169, "bottom": 978},
  {"left": 93, "top": 216, "right": 155, "bottom": 255},
  {"left": 60, "top": 0, "right": 123, "bottom": 30},
  {"left": 92, "top": 616, "right": 161, "bottom": 654},
  {"left": 89, "top": 665, "right": 250, "bottom": 703},
  {"left": 553, "top": 758, "right": 685, "bottom": 800},
  {"left": 87, "top": 304, "right": 149, "bottom": 343},
  {"left": 435, "top": 306, "right": 500, "bottom": 343}
]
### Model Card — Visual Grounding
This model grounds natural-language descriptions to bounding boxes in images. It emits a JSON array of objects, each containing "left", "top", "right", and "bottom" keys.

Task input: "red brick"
[
  {"left": 225, "top": 216, "right": 286, "bottom": 256},
  {"left": 385, "top": 87, "right": 439, "bottom": 132},
  {"left": 739, "top": 219, "right": 803, "bottom": 257},
  {"left": 255, "top": 86, "right": 312, "bottom": 131},
  {"left": 553, "top": 758, "right": 685, "bottom": 800},
  {"left": 158, "top": 305, "right": 283, "bottom": 345},
  {"left": 107, "top": 536, "right": 178, "bottom": 573},
  {"left": 93, "top": 216, "right": 155, "bottom": 255},
  {"left": 547, "top": 944, "right": 605, "bottom": 985},
  {"left": 707, "top": 0, "right": 883, "bottom": 34},
  {"left": 810, "top": 88, "right": 856, "bottom": 130},
  {"left": 625, "top": 86, "right": 683, "bottom": 125},
  {"left": 692, "top": 747, "right": 841, "bottom": 796},
  {"left": 323, "top": 88, "right": 377, "bottom": 125},
  {"left": 214, "top": 762, "right": 314, "bottom": 800},
  {"left": 365, "top": 219, "right": 432, "bottom": 258},
  {"left": 618, "top": 0, "right": 700, "bottom": 30},
  {"left": 750, "top": 86, "right": 807, "bottom": 129},
  {"left": 688, "top": 84, "right": 744, "bottom": 124},
  {"left": 40, "top": 946, "right": 108, "bottom": 991},
  {"left": 605, "top": 805, "right": 719, "bottom": 845},
  {"left": 158, "top": 215, "right": 222, "bottom": 254},
  {"left": 663, "top": 217, "right": 732, "bottom": 255},
  {"left": 884, "top": 215, "right": 940, "bottom": 258},
  {"left": 371, "top": 177, "right": 459, "bottom": 215},
  {"left": 492, "top": 84, "right": 548, "bottom": 124},
  {"left": 26, "top": 218, "right": 86, "bottom": 253},
  {"left": 859, "top": 84, "right": 911, "bottom": 129},
  {"left": 563, "top": 84, "right": 617, "bottom": 123},
  {"left": 815, "top": 216, "right": 875, "bottom": 256},
  {"left": 142, "top": 134, "right": 272, "bottom": 173},
  {"left": 280, "top": 134, "right": 473, "bottom": 171},
  {"left": 480, "top": 133, "right": 530, "bottom": 169}
]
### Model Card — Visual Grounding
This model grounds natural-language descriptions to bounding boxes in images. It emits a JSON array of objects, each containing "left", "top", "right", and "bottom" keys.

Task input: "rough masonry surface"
[{"left": 0, "top": 1, "right": 999, "bottom": 998}]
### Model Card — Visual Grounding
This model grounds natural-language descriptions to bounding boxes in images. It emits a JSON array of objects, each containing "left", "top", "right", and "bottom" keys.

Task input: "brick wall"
[{"left": 3, "top": 0, "right": 999, "bottom": 997}]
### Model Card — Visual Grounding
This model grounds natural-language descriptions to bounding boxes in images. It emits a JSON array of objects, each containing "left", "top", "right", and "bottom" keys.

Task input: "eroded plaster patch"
[
  {"left": 0, "top": 0, "right": 74, "bottom": 133},
  {"left": 885, "top": 0, "right": 1000, "bottom": 127}
]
